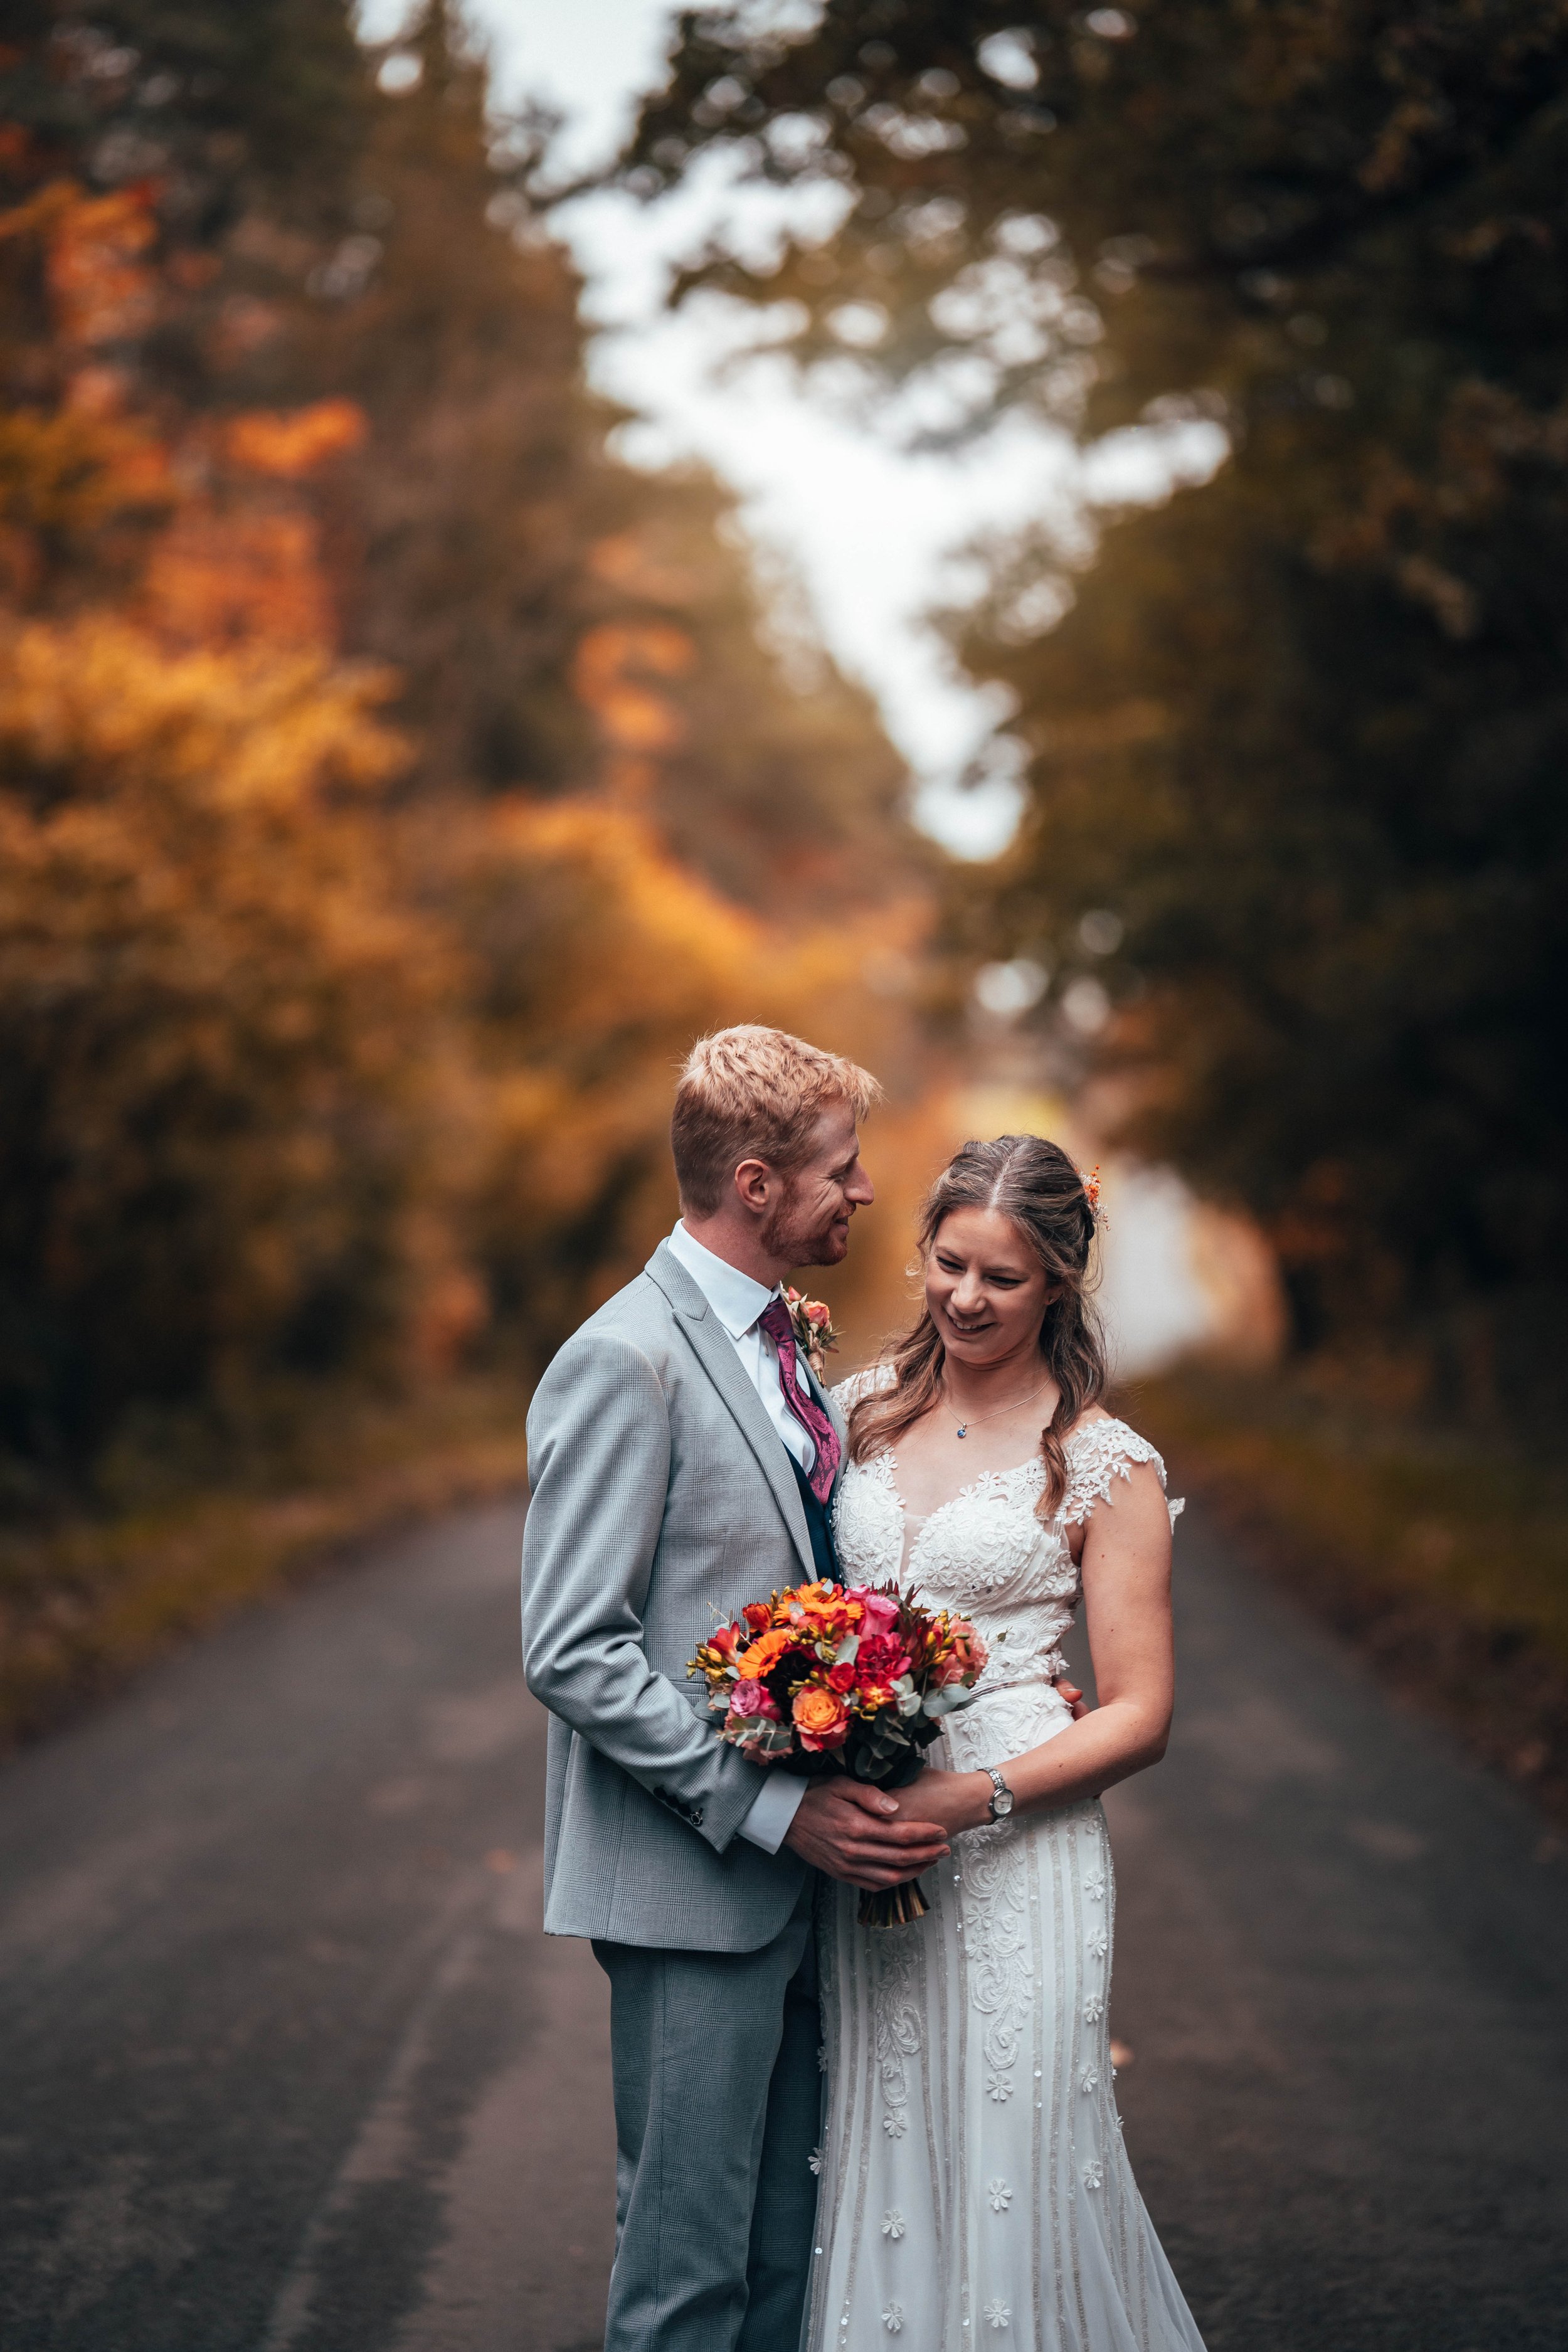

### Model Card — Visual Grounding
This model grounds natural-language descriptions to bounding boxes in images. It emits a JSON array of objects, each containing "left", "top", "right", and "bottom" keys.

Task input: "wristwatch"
[{"left": 983, "top": 1766, "right": 1015, "bottom": 1823}]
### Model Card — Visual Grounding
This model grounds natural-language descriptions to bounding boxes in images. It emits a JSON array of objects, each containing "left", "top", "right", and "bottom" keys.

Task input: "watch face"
[{"left": 995, "top": 1790, "right": 1014, "bottom": 1814}]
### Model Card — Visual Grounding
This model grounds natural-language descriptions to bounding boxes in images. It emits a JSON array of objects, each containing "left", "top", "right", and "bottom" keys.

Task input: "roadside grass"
[
  {"left": 1126, "top": 1367, "right": 1568, "bottom": 1828},
  {"left": 0, "top": 1376, "right": 532, "bottom": 1750}
]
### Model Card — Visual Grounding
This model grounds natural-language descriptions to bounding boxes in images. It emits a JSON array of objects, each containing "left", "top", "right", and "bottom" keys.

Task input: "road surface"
[{"left": 1, "top": 1495, "right": 1565, "bottom": 2350}]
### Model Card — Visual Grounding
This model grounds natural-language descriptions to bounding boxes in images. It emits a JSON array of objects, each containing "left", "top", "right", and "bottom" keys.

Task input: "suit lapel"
[{"left": 645, "top": 1242, "right": 817, "bottom": 1582}]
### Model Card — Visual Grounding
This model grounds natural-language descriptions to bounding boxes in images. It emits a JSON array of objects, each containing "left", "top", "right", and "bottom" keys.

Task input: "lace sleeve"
[
  {"left": 830, "top": 1359, "right": 898, "bottom": 1412},
  {"left": 1062, "top": 1416, "right": 1185, "bottom": 1532}
]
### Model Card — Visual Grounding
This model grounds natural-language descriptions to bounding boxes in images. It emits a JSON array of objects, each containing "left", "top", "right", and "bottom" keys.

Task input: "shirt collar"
[{"left": 667, "top": 1220, "right": 780, "bottom": 1340}]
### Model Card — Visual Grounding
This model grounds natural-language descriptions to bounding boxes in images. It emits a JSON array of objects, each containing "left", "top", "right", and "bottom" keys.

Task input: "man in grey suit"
[{"left": 521, "top": 1025, "right": 950, "bottom": 2352}]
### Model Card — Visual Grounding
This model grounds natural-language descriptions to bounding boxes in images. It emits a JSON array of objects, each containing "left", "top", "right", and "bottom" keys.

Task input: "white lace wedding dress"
[{"left": 804, "top": 1394, "right": 1207, "bottom": 2352}]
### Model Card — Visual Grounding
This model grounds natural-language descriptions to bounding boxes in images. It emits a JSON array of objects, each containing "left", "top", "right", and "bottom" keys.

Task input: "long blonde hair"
[{"left": 848, "top": 1135, "right": 1106, "bottom": 1518}]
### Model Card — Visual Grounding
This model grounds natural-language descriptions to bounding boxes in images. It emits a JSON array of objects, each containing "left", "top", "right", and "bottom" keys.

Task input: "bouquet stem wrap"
[{"left": 859, "top": 1876, "right": 931, "bottom": 1929}]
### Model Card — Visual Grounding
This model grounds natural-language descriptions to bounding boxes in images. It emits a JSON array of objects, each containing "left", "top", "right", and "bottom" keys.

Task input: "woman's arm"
[{"left": 889, "top": 1458, "right": 1176, "bottom": 1836}]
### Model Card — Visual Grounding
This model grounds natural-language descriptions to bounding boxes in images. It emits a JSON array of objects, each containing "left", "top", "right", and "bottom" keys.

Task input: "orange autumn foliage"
[
  {"left": 0, "top": 617, "right": 469, "bottom": 1438},
  {"left": 142, "top": 509, "right": 337, "bottom": 649},
  {"left": 0, "top": 3, "right": 925, "bottom": 1485},
  {"left": 224, "top": 401, "right": 367, "bottom": 480}
]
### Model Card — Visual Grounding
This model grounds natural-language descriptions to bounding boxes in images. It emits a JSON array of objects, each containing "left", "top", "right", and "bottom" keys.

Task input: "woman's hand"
[
  {"left": 886, "top": 1678, "right": 1088, "bottom": 1840},
  {"left": 886, "top": 1767, "right": 993, "bottom": 1837}
]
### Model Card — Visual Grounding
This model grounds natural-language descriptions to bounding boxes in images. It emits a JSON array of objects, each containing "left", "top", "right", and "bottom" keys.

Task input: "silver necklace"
[{"left": 945, "top": 1377, "right": 1052, "bottom": 1439}]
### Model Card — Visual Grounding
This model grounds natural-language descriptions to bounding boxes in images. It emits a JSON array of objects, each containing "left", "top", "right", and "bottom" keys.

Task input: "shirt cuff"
[{"left": 736, "top": 1770, "right": 807, "bottom": 1855}]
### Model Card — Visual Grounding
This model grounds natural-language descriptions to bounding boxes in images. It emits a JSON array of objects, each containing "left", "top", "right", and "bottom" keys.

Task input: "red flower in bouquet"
[{"left": 854, "top": 1631, "right": 913, "bottom": 1687}]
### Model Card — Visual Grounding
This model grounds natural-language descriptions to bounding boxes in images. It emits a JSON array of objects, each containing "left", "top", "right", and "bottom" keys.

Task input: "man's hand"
[
  {"left": 1057, "top": 1678, "right": 1089, "bottom": 1719},
  {"left": 784, "top": 1778, "right": 950, "bottom": 1890}
]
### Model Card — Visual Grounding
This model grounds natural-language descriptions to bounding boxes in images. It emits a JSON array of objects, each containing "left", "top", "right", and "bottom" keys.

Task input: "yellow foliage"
[
  {"left": 0, "top": 617, "right": 466, "bottom": 1436},
  {"left": 0, "top": 405, "right": 169, "bottom": 544},
  {"left": 0, "top": 23, "right": 931, "bottom": 1497},
  {"left": 435, "top": 794, "right": 931, "bottom": 1339}
]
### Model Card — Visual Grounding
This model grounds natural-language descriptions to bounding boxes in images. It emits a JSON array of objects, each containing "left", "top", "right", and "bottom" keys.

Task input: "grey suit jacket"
[{"left": 521, "top": 1240, "right": 847, "bottom": 1953}]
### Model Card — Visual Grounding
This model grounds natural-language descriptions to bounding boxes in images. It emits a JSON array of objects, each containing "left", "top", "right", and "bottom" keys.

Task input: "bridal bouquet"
[{"left": 689, "top": 1577, "right": 987, "bottom": 1927}]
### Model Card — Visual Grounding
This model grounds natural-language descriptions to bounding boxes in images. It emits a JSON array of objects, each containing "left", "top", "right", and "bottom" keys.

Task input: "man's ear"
[{"left": 733, "top": 1156, "right": 773, "bottom": 1214}]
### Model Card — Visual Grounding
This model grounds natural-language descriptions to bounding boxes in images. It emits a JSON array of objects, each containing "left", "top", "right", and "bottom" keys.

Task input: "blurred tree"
[
  {"left": 0, "top": 616, "right": 464, "bottom": 1468},
  {"left": 0, "top": 2, "right": 927, "bottom": 1490},
  {"left": 630, "top": 0, "right": 1568, "bottom": 1414},
  {"left": 317, "top": 5, "right": 915, "bottom": 911},
  {"left": 429, "top": 793, "right": 921, "bottom": 1348}
]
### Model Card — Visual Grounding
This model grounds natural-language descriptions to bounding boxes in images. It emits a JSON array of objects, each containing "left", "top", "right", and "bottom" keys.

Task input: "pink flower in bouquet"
[
  {"left": 847, "top": 1586, "right": 901, "bottom": 1637},
  {"left": 855, "top": 1632, "right": 912, "bottom": 1685},
  {"left": 935, "top": 1625, "right": 988, "bottom": 1687},
  {"left": 728, "top": 1678, "right": 779, "bottom": 1720}
]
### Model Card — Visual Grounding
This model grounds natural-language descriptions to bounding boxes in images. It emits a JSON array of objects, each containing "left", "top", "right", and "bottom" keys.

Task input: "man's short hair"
[{"left": 672, "top": 1025, "right": 882, "bottom": 1216}]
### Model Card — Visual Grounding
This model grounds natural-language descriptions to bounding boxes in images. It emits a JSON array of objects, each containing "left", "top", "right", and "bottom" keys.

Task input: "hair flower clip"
[{"left": 1079, "top": 1164, "right": 1103, "bottom": 1216}]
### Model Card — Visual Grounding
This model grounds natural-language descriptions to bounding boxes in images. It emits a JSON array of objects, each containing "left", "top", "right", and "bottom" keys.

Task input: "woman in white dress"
[{"left": 806, "top": 1134, "right": 1207, "bottom": 2352}]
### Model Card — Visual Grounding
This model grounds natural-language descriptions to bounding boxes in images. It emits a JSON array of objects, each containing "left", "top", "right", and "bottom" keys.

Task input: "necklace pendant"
[{"left": 955, "top": 1425, "right": 967, "bottom": 1439}]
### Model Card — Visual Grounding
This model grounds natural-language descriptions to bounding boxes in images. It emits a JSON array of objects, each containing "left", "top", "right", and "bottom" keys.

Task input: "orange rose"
[
  {"left": 743, "top": 1602, "right": 773, "bottom": 1633},
  {"left": 792, "top": 1685, "right": 850, "bottom": 1750}
]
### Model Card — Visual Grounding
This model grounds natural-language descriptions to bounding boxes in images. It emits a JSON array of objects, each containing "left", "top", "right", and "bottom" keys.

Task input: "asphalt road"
[{"left": 2, "top": 1496, "right": 1566, "bottom": 2352}]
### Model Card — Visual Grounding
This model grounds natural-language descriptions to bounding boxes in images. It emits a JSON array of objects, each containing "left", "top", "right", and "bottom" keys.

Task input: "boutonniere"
[{"left": 783, "top": 1286, "right": 839, "bottom": 1380}]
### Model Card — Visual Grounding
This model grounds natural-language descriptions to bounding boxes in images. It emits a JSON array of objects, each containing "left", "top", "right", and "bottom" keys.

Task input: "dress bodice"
[{"left": 830, "top": 1377, "right": 1180, "bottom": 1703}]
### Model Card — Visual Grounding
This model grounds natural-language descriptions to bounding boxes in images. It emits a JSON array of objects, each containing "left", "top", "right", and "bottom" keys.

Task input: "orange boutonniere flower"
[{"left": 782, "top": 1285, "right": 839, "bottom": 1379}]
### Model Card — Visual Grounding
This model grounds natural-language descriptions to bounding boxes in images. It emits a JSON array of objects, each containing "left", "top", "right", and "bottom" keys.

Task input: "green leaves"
[{"left": 635, "top": 2, "right": 1568, "bottom": 1407}]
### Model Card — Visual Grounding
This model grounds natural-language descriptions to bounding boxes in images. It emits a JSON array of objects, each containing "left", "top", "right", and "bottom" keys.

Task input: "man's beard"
[{"left": 761, "top": 1182, "right": 847, "bottom": 1269}]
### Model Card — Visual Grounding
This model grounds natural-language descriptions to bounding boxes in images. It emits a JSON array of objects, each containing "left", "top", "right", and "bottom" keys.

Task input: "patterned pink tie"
[{"left": 759, "top": 1297, "right": 842, "bottom": 1505}]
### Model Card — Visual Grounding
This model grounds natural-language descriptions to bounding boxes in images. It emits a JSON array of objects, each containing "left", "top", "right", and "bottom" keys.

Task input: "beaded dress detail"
[{"left": 805, "top": 1378, "right": 1207, "bottom": 2352}]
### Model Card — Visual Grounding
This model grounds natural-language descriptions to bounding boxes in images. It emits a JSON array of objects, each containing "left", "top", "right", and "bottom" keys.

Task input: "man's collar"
[{"left": 665, "top": 1219, "right": 780, "bottom": 1339}]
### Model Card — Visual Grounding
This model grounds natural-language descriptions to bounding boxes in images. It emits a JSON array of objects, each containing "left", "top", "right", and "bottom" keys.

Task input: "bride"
[{"left": 807, "top": 1133, "right": 1207, "bottom": 2352}]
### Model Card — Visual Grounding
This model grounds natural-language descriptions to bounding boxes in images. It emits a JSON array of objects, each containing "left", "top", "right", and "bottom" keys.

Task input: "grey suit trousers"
[{"left": 593, "top": 1880, "right": 821, "bottom": 2352}]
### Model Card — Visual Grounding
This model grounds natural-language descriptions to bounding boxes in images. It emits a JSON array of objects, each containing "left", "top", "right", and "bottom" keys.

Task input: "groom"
[{"left": 521, "top": 1025, "right": 950, "bottom": 2352}]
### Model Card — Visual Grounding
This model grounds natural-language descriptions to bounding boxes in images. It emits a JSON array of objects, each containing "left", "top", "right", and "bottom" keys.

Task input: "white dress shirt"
[
  {"left": 665, "top": 1220, "right": 811, "bottom": 1855},
  {"left": 665, "top": 1219, "right": 815, "bottom": 1474}
]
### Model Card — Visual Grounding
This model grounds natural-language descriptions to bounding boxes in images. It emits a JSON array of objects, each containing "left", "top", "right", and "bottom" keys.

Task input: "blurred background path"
[{"left": 3, "top": 1495, "right": 1565, "bottom": 2352}]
